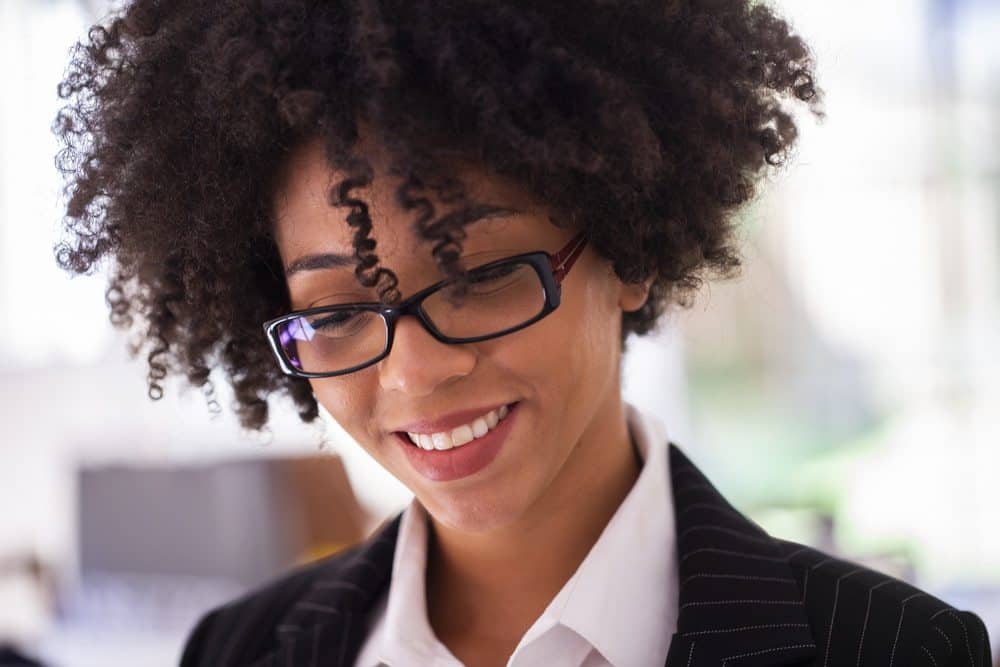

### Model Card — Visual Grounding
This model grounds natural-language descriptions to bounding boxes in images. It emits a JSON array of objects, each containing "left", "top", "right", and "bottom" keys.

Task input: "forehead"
[{"left": 270, "top": 136, "right": 548, "bottom": 270}]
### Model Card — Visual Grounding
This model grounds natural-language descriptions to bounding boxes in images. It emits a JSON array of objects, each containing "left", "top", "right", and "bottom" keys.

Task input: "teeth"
[
  {"left": 452, "top": 425, "right": 474, "bottom": 447},
  {"left": 406, "top": 404, "right": 513, "bottom": 451},
  {"left": 432, "top": 432, "right": 452, "bottom": 450}
]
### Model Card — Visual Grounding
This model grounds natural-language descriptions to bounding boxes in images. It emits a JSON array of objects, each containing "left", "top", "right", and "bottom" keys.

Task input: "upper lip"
[{"left": 391, "top": 401, "right": 517, "bottom": 434}]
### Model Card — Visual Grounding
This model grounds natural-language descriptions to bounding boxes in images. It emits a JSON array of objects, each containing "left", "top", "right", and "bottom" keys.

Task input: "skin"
[{"left": 271, "top": 133, "right": 651, "bottom": 666}]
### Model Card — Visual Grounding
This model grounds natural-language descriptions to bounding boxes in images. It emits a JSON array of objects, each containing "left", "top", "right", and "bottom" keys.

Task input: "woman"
[{"left": 54, "top": 1, "right": 991, "bottom": 665}]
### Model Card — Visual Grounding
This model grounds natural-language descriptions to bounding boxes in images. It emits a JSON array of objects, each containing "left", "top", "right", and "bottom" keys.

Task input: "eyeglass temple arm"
[{"left": 549, "top": 233, "right": 588, "bottom": 284}]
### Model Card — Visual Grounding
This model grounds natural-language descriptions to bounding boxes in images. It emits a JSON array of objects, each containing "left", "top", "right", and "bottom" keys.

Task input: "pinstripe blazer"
[{"left": 179, "top": 444, "right": 993, "bottom": 667}]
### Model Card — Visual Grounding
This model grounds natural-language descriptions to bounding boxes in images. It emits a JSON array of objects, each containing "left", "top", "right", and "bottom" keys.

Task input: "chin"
[{"left": 423, "top": 493, "right": 526, "bottom": 535}]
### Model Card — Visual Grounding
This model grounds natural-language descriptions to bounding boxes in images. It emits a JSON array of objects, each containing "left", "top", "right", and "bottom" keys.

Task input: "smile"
[
  {"left": 395, "top": 401, "right": 521, "bottom": 482},
  {"left": 405, "top": 404, "right": 511, "bottom": 451}
]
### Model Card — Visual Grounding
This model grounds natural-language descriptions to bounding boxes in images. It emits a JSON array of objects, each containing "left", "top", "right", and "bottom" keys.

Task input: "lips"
[
  {"left": 394, "top": 401, "right": 521, "bottom": 482},
  {"left": 403, "top": 403, "right": 511, "bottom": 450},
  {"left": 390, "top": 401, "right": 517, "bottom": 435}
]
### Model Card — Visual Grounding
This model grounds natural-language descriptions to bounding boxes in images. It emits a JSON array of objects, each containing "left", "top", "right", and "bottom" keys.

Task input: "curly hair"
[{"left": 53, "top": 0, "right": 823, "bottom": 432}]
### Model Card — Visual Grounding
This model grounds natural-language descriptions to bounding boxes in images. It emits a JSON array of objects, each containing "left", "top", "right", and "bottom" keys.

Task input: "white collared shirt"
[{"left": 354, "top": 402, "right": 679, "bottom": 667}]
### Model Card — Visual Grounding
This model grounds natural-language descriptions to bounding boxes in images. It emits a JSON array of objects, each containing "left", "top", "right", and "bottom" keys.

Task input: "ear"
[{"left": 618, "top": 275, "right": 655, "bottom": 313}]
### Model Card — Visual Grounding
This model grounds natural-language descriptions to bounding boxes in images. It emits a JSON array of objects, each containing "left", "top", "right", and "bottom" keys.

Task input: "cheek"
[
  {"left": 483, "top": 274, "right": 616, "bottom": 396},
  {"left": 310, "top": 374, "right": 379, "bottom": 445},
  {"left": 571, "top": 268, "right": 622, "bottom": 365}
]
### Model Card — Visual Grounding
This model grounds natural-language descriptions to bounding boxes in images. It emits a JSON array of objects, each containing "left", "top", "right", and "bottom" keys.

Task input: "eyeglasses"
[{"left": 262, "top": 232, "right": 588, "bottom": 378}]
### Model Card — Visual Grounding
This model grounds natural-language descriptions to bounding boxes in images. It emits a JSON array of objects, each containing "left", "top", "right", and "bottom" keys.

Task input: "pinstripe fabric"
[{"left": 179, "top": 444, "right": 992, "bottom": 667}]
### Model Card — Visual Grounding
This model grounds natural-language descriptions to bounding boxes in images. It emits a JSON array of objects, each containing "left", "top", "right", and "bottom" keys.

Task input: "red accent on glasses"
[{"left": 550, "top": 232, "right": 588, "bottom": 284}]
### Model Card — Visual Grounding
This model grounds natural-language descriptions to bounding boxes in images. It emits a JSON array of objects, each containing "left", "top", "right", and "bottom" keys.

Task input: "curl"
[{"left": 52, "top": 0, "right": 824, "bottom": 433}]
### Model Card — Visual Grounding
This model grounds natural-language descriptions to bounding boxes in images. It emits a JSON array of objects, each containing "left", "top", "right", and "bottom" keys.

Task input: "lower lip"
[{"left": 394, "top": 402, "right": 520, "bottom": 482}]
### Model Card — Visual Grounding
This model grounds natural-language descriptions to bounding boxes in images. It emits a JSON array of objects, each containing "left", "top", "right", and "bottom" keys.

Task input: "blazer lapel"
[
  {"left": 664, "top": 444, "right": 816, "bottom": 666},
  {"left": 256, "top": 512, "right": 402, "bottom": 667}
]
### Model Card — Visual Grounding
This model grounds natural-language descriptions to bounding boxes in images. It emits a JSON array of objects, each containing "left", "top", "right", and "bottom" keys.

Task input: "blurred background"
[{"left": 1, "top": 0, "right": 997, "bottom": 665}]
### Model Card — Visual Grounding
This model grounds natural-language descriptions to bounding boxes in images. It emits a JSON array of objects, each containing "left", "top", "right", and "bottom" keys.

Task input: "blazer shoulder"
[
  {"left": 178, "top": 541, "right": 367, "bottom": 667},
  {"left": 772, "top": 539, "right": 992, "bottom": 667}
]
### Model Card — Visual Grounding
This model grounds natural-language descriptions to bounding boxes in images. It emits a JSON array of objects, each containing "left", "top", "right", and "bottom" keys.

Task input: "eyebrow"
[{"left": 283, "top": 204, "right": 523, "bottom": 279}]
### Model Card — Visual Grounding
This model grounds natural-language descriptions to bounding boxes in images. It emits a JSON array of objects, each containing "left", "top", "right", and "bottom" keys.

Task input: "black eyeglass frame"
[{"left": 262, "top": 232, "right": 588, "bottom": 379}]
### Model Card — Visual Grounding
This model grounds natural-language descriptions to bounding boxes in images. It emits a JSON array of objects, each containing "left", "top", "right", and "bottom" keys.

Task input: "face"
[{"left": 270, "top": 135, "right": 649, "bottom": 535}]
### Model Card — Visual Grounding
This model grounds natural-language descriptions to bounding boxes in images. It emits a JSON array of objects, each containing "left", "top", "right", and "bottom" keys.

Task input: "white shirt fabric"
[{"left": 353, "top": 402, "right": 679, "bottom": 667}]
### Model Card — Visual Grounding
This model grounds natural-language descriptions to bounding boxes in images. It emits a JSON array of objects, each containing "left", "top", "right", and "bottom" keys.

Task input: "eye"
[
  {"left": 466, "top": 262, "right": 521, "bottom": 291},
  {"left": 305, "top": 290, "right": 374, "bottom": 309},
  {"left": 432, "top": 261, "right": 536, "bottom": 307},
  {"left": 305, "top": 309, "right": 376, "bottom": 338}
]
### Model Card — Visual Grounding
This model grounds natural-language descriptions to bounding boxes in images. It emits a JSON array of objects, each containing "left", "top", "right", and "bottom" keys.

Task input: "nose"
[{"left": 378, "top": 314, "right": 476, "bottom": 396}]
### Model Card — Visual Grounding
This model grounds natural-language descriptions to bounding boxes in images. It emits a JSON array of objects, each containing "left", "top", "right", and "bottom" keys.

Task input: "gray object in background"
[{"left": 78, "top": 459, "right": 293, "bottom": 587}]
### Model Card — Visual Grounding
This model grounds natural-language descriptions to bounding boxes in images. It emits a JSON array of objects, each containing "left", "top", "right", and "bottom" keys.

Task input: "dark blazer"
[{"left": 180, "top": 444, "right": 993, "bottom": 666}]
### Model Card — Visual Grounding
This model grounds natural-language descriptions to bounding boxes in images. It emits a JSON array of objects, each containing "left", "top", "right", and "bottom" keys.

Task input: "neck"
[{"left": 424, "top": 396, "right": 641, "bottom": 644}]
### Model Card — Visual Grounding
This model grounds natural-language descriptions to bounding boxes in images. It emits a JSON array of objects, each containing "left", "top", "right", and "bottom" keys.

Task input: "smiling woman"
[
  {"left": 268, "top": 135, "right": 643, "bottom": 543},
  {"left": 51, "top": 0, "right": 992, "bottom": 666}
]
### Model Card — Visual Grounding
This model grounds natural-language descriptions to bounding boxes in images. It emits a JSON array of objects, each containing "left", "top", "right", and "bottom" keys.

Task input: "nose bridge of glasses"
[
  {"left": 376, "top": 317, "right": 477, "bottom": 396},
  {"left": 372, "top": 299, "right": 452, "bottom": 362},
  {"left": 382, "top": 284, "right": 439, "bottom": 329},
  {"left": 379, "top": 298, "right": 469, "bottom": 383}
]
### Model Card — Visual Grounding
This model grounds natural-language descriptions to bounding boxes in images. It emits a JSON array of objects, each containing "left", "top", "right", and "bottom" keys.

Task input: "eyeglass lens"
[{"left": 277, "top": 260, "right": 547, "bottom": 374}]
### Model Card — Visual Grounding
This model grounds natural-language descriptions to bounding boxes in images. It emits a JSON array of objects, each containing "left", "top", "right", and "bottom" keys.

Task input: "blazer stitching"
[
  {"left": 682, "top": 623, "right": 810, "bottom": 637},
  {"left": 823, "top": 568, "right": 865, "bottom": 667},
  {"left": 934, "top": 625, "right": 953, "bottom": 655},
  {"left": 921, "top": 645, "right": 939, "bottom": 667},
  {"left": 687, "top": 641, "right": 696, "bottom": 667},
  {"left": 680, "top": 573, "right": 796, "bottom": 587},
  {"left": 889, "top": 593, "right": 926, "bottom": 667},
  {"left": 678, "top": 524, "right": 772, "bottom": 544},
  {"left": 721, "top": 642, "right": 815, "bottom": 666},
  {"left": 945, "top": 610, "right": 975, "bottom": 667},
  {"left": 811, "top": 557, "right": 836, "bottom": 570},
  {"left": 856, "top": 579, "right": 895, "bottom": 667},
  {"left": 680, "top": 599, "right": 802, "bottom": 610},
  {"left": 784, "top": 547, "right": 812, "bottom": 562},
  {"left": 930, "top": 607, "right": 951, "bottom": 621},
  {"left": 680, "top": 548, "right": 788, "bottom": 563}
]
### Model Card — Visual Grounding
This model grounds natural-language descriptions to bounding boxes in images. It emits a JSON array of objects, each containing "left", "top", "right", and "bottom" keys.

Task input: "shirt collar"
[
  {"left": 376, "top": 401, "right": 678, "bottom": 667},
  {"left": 519, "top": 401, "right": 678, "bottom": 667},
  {"left": 378, "top": 485, "right": 443, "bottom": 665}
]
